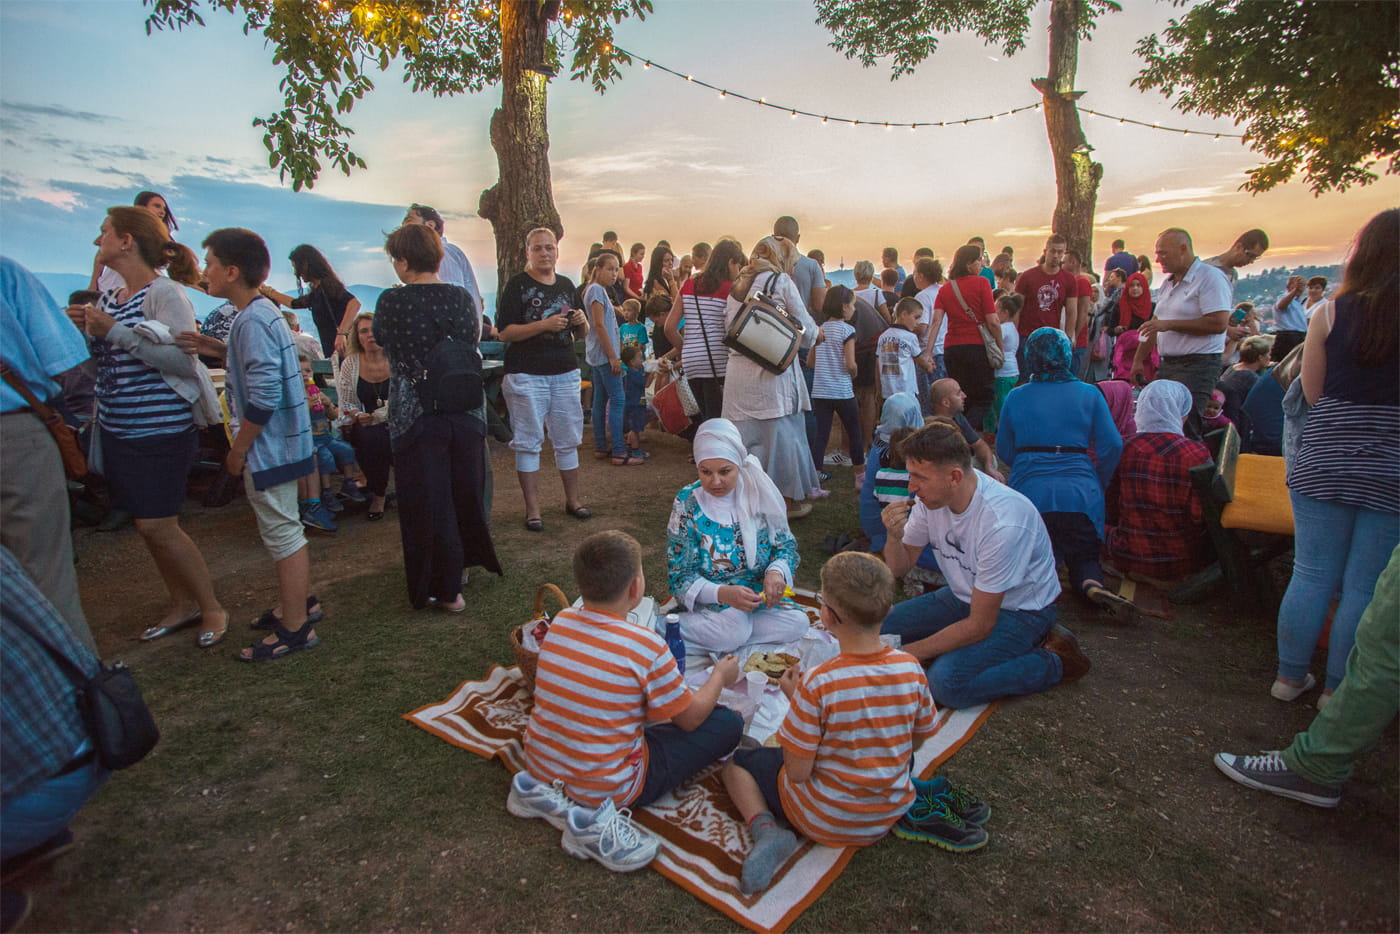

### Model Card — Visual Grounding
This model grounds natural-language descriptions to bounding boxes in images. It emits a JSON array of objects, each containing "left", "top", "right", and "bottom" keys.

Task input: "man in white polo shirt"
[
  {"left": 1132, "top": 228, "right": 1233, "bottom": 438},
  {"left": 879, "top": 420, "right": 1088, "bottom": 709}
]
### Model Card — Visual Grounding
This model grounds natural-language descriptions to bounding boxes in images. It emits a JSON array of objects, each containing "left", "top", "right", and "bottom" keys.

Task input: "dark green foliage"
[{"left": 1134, "top": 0, "right": 1400, "bottom": 194}]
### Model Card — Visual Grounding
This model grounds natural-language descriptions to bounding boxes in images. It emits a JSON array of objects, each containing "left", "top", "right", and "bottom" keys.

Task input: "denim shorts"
[{"left": 732, "top": 746, "right": 788, "bottom": 823}]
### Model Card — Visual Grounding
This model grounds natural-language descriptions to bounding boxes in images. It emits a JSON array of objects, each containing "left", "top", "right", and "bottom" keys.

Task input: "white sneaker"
[
  {"left": 506, "top": 771, "right": 573, "bottom": 830},
  {"left": 823, "top": 452, "right": 852, "bottom": 467},
  {"left": 1270, "top": 673, "right": 1316, "bottom": 702},
  {"left": 560, "top": 798, "right": 659, "bottom": 872}
]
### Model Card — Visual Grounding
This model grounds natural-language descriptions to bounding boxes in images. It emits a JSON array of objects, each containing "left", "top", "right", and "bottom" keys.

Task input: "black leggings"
[
  {"left": 349, "top": 422, "right": 392, "bottom": 497},
  {"left": 944, "top": 344, "right": 995, "bottom": 433}
]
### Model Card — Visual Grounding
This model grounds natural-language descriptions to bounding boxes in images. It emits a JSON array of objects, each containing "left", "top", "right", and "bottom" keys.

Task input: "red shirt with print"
[{"left": 1013, "top": 266, "right": 1078, "bottom": 338}]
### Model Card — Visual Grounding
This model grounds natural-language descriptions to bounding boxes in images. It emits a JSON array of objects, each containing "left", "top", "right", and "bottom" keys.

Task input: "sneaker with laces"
[
  {"left": 913, "top": 776, "right": 990, "bottom": 825},
  {"left": 321, "top": 488, "right": 344, "bottom": 513},
  {"left": 892, "top": 796, "right": 988, "bottom": 852},
  {"left": 506, "top": 771, "right": 573, "bottom": 830},
  {"left": 339, "top": 478, "right": 369, "bottom": 504},
  {"left": 1213, "top": 750, "right": 1341, "bottom": 808},
  {"left": 823, "top": 452, "right": 852, "bottom": 467},
  {"left": 561, "top": 798, "right": 659, "bottom": 872},
  {"left": 301, "top": 501, "right": 338, "bottom": 533}
]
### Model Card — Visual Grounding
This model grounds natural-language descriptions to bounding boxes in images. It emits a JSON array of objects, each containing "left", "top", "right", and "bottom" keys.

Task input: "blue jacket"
[{"left": 224, "top": 297, "right": 314, "bottom": 491}]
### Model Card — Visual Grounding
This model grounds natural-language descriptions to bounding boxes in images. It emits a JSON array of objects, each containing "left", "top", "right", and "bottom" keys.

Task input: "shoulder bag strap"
[
  {"left": 1, "top": 364, "right": 51, "bottom": 415},
  {"left": 691, "top": 290, "right": 719, "bottom": 376},
  {"left": 948, "top": 279, "right": 980, "bottom": 325}
]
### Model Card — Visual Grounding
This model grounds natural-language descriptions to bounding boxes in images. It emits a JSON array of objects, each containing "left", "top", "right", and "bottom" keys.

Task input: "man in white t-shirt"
[
  {"left": 1133, "top": 228, "right": 1233, "bottom": 438},
  {"left": 878, "top": 421, "right": 1088, "bottom": 709}
]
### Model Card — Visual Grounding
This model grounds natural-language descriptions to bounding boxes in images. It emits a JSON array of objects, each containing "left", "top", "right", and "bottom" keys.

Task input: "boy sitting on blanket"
[
  {"left": 722, "top": 552, "right": 990, "bottom": 895},
  {"left": 511, "top": 530, "right": 743, "bottom": 872}
]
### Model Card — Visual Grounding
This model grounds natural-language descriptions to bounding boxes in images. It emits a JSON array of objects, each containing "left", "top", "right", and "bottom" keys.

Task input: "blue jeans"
[
  {"left": 1277, "top": 491, "right": 1400, "bottom": 689},
  {"left": 0, "top": 751, "right": 108, "bottom": 860},
  {"left": 881, "top": 587, "right": 1060, "bottom": 709},
  {"left": 590, "top": 364, "right": 626, "bottom": 457},
  {"left": 631, "top": 706, "right": 743, "bottom": 808}
]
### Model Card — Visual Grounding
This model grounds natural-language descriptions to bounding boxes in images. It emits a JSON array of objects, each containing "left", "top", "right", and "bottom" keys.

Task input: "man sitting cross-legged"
[{"left": 879, "top": 420, "right": 1089, "bottom": 709}]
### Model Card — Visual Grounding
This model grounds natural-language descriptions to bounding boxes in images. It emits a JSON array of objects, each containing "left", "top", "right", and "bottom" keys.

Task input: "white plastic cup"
[{"left": 744, "top": 670, "right": 769, "bottom": 702}]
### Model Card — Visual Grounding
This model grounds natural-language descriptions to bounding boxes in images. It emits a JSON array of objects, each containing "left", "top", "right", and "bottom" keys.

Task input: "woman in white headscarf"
[
  {"left": 666, "top": 418, "right": 809, "bottom": 655},
  {"left": 1105, "top": 379, "right": 1212, "bottom": 583},
  {"left": 721, "top": 236, "right": 820, "bottom": 518}
]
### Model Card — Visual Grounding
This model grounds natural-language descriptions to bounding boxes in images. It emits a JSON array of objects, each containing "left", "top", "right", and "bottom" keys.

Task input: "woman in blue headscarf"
[{"left": 997, "top": 328, "right": 1132, "bottom": 619}]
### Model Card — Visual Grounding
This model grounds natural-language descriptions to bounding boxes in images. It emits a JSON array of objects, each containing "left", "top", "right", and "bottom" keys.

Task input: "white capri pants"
[
  {"left": 244, "top": 473, "right": 308, "bottom": 562},
  {"left": 678, "top": 604, "right": 811, "bottom": 656},
  {"left": 502, "top": 371, "right": 583, "bottom": 473}
]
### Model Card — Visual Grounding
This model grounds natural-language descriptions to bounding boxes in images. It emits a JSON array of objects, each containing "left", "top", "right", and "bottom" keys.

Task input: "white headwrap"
[
  {"left": 1134, "top": 379, "right": 1193, "bottom": 436},
  {"left": 691, "top": 418, "right": 790, "bottom": 569}
]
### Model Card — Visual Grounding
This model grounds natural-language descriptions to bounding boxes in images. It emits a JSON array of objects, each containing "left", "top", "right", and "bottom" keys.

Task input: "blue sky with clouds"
[{"left": 3, "top": 0, "right": 1394, "bottom": 311}]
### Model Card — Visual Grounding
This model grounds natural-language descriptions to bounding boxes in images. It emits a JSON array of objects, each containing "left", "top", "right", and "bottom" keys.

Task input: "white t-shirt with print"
[
  {"left": 902, "top": 472, "right": 1060, "bottom": 611},
  {"left": 877, "top": 326, "right": 922, "bottom": 399}
]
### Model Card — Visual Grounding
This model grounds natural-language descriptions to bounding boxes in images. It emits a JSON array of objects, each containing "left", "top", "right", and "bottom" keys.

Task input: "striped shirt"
[
  {"left": 92, "top": 285, "right": 192, "bottom": 438},
  {"left": 678, "top": 279, "right": 730, "bottom": 380},
  {"left": 811, "top": 320, "right": 855, "bottom": 400},
  {"left": 873, "top": 465, "right": 913, "bottom": 505},
  {"left": 522, "top": 606, "right": 692, "bottom": 807},
  {"left": 778, "top": 647, "right": 937, "bottom": 847},
  {"left": 1289, "top": 396, "right": 1399, "bottom": 514}
]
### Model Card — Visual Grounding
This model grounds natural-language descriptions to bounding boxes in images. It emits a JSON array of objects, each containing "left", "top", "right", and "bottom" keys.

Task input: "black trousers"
[
  {"left": 1041, "top": 511, "right": 1103, "bottom": 592},
  {"left": 391, "top": 414, "right": 501, "bottom": 608},
  {"left": 944, "top": 344, "right": 995, "bottom": 434},
  {"left": 348, "top": 422, "right": 393, "bottom": 497}
]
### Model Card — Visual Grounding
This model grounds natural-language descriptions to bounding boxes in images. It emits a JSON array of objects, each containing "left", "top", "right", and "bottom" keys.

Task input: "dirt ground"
[{"left": 25, "top": 430, "right": 1400, "bottom": 932}]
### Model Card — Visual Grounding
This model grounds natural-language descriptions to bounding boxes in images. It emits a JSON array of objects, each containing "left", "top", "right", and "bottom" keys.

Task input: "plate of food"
[{"left": 742, "top": 650, "right": 800, "bottom": 684}]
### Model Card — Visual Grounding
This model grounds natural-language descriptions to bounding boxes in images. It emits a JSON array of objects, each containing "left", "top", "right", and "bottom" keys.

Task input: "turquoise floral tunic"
[{"left": 666, "top": 480, "right": 801, "bottom": 612}]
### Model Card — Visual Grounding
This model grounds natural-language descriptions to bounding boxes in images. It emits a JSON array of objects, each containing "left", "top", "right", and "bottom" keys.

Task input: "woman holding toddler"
[{"left": 666, "top": 419, "right": 809, "bottom": 655}]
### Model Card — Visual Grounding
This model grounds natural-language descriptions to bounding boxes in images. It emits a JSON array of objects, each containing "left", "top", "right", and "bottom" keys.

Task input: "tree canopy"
[
  {"left": 814, "top": 0, "right": 1121, "bottom": 77},
  {"left": 1133, "top": 0, "right": 1399, "bottom": 194},
  {"left": 144, "top": 0, "right": 649, "bottom": 191}
]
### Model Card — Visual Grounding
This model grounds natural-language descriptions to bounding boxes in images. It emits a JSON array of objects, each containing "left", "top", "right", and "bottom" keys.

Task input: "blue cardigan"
[{"left": 224, "top": 297, "right": 315, "bottom": 491}]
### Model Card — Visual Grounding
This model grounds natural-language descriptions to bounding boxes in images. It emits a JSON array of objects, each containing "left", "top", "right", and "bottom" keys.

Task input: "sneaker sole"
[
  {"left": 892, "top": 824, "right": 989, "bottom": 852},
  {"left": 506, "top": 788, "right": 567, "bottom": 830},
  {"left": 560, "top": 832, "right": 658, "bottom": 872},
  {"left": 1211, "top": 754, "right": 1340, "bottom": 808}
]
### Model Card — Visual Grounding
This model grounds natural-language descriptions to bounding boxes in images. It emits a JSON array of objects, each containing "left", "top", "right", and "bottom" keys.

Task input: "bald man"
[
  {"left": 929, "top": 378, "right": 1004, "bottom": 483},
  {"left": 1133, "top": 228, "right": 1233, "bottom": 437}
]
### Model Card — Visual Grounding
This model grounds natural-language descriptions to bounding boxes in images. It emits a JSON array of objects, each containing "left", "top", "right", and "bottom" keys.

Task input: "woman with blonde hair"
[
  {"left": 335, "top": 310, "right": 393, "bottom": 519},
  {"left": 721, "top": 236, "right": 819, "bottom": 517},
  {"left": 67, "top": 206, "right": 224, "bottom": 646}
]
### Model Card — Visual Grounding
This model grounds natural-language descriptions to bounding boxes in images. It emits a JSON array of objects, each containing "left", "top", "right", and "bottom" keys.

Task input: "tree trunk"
[
  {"left": 1036, "top": 0, "right": 1102, "bottom": 267},
  {"left": 478, "top": 1, "right": 562, "bottom": 290}
]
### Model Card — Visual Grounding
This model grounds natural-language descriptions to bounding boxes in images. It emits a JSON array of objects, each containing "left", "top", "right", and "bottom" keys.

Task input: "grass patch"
[{"left": 29, "top": 436, "right": 1399, "bottom": 931}]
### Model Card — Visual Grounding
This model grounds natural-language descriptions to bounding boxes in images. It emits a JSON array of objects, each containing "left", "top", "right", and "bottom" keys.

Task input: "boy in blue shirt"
[{"left": 201, "top": 228, "right": 320, "bottom": 661}]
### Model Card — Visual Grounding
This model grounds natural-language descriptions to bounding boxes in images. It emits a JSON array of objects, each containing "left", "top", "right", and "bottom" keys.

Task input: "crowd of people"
[{"left": 0, "top": 196, "right": 1395, "bottom": 918}]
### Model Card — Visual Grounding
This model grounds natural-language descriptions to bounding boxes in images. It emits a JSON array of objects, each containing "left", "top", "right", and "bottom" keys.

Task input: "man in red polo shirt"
[{"left": 1012, "top": 234, "right": 1076, "bottom": 379}]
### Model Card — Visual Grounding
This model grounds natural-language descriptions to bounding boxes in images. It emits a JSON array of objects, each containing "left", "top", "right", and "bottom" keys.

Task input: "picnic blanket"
[{"left": 404, "top": 593, "right": 995, "bottom": 934}]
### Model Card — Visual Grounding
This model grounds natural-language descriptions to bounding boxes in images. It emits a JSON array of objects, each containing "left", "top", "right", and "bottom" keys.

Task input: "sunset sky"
[{"left": 2, "top": 0, "right": 1394, "bottom": 307}]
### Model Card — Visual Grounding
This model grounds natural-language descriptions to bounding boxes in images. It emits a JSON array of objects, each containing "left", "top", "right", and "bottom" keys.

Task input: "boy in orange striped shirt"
[
  {"left": 722, "top": 552, "right": 987, "bottom": 894},
  {"left": 512, "top": 530, "right": 743, "bottom": 872}
]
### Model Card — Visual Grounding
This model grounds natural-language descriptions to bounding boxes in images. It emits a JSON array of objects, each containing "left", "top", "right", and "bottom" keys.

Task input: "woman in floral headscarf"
[
  {"left": 666, "top": 418, "right": 809, "bottom": 655},
  {"left": 997, "top": 328, "right": 1132, "bottom": 619}
]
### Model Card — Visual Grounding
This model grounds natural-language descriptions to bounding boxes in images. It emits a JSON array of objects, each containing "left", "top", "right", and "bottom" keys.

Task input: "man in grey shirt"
[
  {"left": 403, "top": 203, "right": 484, "bottom": 320},
  {"left": 1204, "top": 228, "right": 1269, "bottom": 298}
]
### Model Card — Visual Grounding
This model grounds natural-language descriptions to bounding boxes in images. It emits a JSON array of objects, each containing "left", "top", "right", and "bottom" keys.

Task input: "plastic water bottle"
[{"left": 664, "top": 613, "right": 686, "bottom": 674}]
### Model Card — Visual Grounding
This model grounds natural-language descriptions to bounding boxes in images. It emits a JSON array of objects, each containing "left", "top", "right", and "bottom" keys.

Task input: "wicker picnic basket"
[{"left": 509, "top": 583, "right": 570, "bottom": 691}]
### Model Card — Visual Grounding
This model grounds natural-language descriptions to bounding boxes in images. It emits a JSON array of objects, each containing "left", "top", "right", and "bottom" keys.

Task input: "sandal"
[
  {"left": 525, "top": 517, "right": 544, "bottom": 532},
  {"left": 610, "top": 454, "right": 646, "bottom": 466},
  {"left": 140, "top": 609, "right": 201, "bottom": 642},
  {"left": 565, "top": 505, "right": 593, "bottom": 520},
  {"left": 251, "top": 595, "right": 324, "bottom": 631},
  {"left": 239, "top": 622, "right": 319, "bottom": 662}
]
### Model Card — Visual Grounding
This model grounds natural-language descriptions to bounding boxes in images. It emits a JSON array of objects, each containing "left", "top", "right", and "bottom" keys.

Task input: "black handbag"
[{"left": 13, "top": 617, "right": 160, "bottom": 771}]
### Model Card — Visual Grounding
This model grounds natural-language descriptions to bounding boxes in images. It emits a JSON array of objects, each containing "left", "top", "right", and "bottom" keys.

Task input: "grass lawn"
[{"left": 25, "top": 432, "right": 1399, "bottom": 932}]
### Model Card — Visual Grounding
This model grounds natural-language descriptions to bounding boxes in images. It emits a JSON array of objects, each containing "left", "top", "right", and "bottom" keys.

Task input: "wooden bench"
[{"left": 1189, "top": 423, "right": 1294, "bottom": 613}]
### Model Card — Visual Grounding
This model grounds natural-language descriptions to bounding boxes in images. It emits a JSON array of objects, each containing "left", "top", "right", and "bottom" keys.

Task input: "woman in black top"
[
  {"left": 496, "top": 227, "right": 591, "bottom": 531},
  {"left": 262, "top": 245, "right": 361, "bottom": 357},
  {"left": 372, "top": 225, "right": 501, "bottom": 610}
]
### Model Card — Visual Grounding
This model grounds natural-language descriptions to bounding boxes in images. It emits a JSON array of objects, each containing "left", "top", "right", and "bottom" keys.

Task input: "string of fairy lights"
[{"left": 609, "top": 44, "right": 1246, "bottom": 140}]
